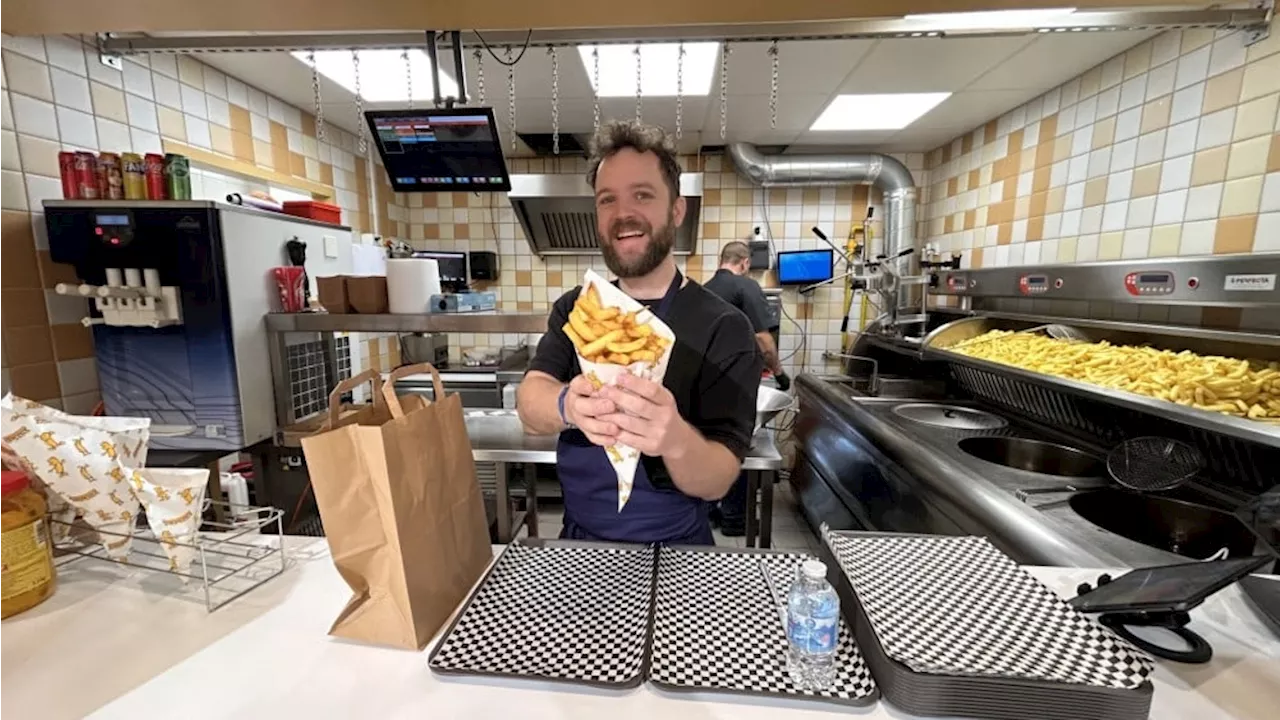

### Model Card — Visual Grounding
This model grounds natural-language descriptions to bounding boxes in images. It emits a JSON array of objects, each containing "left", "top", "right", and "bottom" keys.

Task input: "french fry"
[
  {"left": 608, "top": 337, "right": 648, "bottom": 354},
  {"left": 589, "top": 305, "right": 620, "bottom": 322},
  {"left": 627, "top": 323, "right": 653, "bottom": 338},
  {"left": 631, "top": 349, "right": 657, "bottom": 363},
  {"left": 581, "top": 329, "right": 625, "bottom": 357},
  {"left": 570, "top": 308, "right": 598, "bottom": 342},
  {"left": 563, "top": 322, "right": 585, "bottom": 350},
  {"left": 606, "top": 353, "right": 631, "bottom": 364}
]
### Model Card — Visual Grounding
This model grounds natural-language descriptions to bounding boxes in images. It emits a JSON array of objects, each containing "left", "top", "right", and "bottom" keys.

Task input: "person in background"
[
  {"left": 517, "top": 119, "right": 761, "bottom": 545},
  {"left": 703, "top": 240, "right": 790, "bottom": 391},
  {"left": 703, "top": 240, "right": 789, "bottom": 537}
]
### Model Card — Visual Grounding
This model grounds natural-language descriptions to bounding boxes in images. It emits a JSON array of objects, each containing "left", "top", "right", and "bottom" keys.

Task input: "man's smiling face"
[{"left": 593, "top": 147, "right": 686, "bottom": 278}]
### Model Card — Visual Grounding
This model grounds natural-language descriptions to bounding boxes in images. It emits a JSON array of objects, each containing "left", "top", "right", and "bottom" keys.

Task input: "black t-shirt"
[
  {"left": 528, "top": 280, "right": 762, "bottom": 476},
  {"left": 703, "top": 269, "right": 774, "bottom": 333}
]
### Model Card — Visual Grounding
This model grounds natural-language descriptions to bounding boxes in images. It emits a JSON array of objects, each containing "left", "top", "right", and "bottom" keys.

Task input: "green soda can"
[{"left": 165, "top": 153, "right": 192, "bottom": 200}]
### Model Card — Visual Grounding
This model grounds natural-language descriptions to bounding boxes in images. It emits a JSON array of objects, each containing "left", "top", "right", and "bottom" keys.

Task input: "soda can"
[
  {"left": 165, "top": 153, "right": 191, "bottom": 200},
  {"left": 121, "top": 152, "right": 146, "bottom": 200},
  {"left": 97, "top": 152, "right": 125, "bottom": 200},
  {"left": 58, "top": 151, "right": 80, "bottom": 199},
  {"left": 74, "top": 152, "right": 100, "bottom": 200},
  {"left": 144, "top": 153, "right": 167, "bottom": 200}
]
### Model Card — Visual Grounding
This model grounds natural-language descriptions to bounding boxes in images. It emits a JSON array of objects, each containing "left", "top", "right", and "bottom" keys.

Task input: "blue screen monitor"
[{"left": 776, "top": 249, "right": 834, "bottom": 285}]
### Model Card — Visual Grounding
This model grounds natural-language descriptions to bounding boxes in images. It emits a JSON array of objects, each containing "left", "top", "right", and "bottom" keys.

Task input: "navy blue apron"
[{"left": 556, "top": 270, "right": 713, "bottom": 545}]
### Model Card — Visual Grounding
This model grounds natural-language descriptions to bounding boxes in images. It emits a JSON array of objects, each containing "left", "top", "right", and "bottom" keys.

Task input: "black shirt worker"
[{"left": 517, "top": 120, "right": 762, "bottom": 545}]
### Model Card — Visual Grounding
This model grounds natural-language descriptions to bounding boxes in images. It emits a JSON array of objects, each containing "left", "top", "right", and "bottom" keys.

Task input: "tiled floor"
[{"left": 519, "top": 479, "right": 822, "bottom": 555}]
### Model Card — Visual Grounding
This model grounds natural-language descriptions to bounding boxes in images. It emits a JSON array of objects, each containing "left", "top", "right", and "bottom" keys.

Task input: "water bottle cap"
[{"left": 801, "top": 560, "right": 827, "bottom": 580}]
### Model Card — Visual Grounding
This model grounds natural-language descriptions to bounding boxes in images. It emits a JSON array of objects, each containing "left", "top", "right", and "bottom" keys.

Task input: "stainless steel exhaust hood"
[{"left": 508, "top": 173, "right": 703, "bottom": 256}]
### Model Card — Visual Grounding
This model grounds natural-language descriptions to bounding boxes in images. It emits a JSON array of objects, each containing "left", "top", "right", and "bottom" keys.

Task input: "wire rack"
[{"left": 51, "top": 501, "right": 287, "bottom": 612}]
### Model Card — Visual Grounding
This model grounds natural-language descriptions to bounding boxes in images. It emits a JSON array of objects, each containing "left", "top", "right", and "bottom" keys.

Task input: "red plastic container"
[{"left": 282, "top": 201, "right": 342, "bottom": 225}]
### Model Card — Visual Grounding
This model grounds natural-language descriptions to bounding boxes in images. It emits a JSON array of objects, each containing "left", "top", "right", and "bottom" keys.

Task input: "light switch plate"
[{"left": 323, "top": 235, "right": 338, "bottom": 258}]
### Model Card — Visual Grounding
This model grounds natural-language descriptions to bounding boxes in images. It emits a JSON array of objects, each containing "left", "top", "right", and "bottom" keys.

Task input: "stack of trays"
[{"left": 821, "top": 529, "right": 1155, "bottom": 720}]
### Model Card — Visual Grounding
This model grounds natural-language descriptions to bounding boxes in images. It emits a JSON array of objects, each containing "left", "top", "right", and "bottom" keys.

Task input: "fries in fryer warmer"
[
  {"left": 562, "top": 285, "right": 672, "bottom": 366},
  {"left": 948, "top": 330, "right": 1280, "bottom": 421}
]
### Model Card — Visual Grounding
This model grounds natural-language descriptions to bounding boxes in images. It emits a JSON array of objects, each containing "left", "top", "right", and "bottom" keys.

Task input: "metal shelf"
[{"left": 265, "top": 312, "right": 550, "bottom": 334}]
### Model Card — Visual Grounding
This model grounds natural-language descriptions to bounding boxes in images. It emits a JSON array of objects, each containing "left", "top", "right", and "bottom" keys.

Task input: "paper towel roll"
[{"left": 386, "top": 258, "right": 442, "bottom": 314}]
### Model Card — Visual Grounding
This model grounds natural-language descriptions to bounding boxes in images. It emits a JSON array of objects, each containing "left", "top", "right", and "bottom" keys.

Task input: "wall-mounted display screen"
[
  {"left": 777, "top": 249, "right": 834, "bottom": 285},
  {"left": 365, "top": 107, "right": 511, "bottom": 193}
]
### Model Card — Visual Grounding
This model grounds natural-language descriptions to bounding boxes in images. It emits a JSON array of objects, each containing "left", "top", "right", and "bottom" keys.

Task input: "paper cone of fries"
[{"left": 565, "top": 270, "right": 676, "bottom": 512}]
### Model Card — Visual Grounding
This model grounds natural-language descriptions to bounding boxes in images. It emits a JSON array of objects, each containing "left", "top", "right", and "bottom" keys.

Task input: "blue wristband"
[{"left": 557, "top": 385, "right": 574, "bottom": 428}]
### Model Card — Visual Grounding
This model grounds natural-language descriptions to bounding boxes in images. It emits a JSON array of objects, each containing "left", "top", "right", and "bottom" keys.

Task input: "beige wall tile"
[
  {"left": 1226, "top": 135, "right": 1270, "bottom": 179},
  {"left": 1190, "top": 146, "right": 1229, "bottom": 186},
  {"left": 1234, "top": 93, "right": 1279, "bottom": 141},
  {"left": 1202, "top": 68, "right": 1244, "bottom": 114},
  {"left": 1125, "top": 42, "right": 1152, "bottom": 79},
  {"left": 1149, "top": 224, "right": 1182, "bottom": 256},
  {"left": 1270, "top": 134, "right": 1280, "bottom": 172},
  {"left": 1132, "top": 163, "right": 1162, "bottom": 197},
  {"left": 253, "top": 139, "right": 273, "bottom": 169},
  {"left": 1240, "top": 52, "right": 1280, "bottom": 102},
  {"left": 1181, "top": 28, "right": 1215, "bottom": 54},
  {"left": 1214, "top": 214, "right": 1257, "bottom": 253},
  {"left": 1057, "top": 236, "right": 1078, "bottom": 261},
  {"left": 177, "top": 55, "right": 205, "bottom": 88},
  {"left": 1141, "top": 97, "right": 1172, "bottom": 134},
  {"left": 89, "top": 82, "right": 127, "bottom": 123},
  {"left": 1046, "top": 185, "right": 1066, "bottom": 214},
  {"left": 1083, "top": 177, "right": 1108, "bottom": 207},
  {"left": 1092, "top": 116, "right": 1117, "bottom": 149},
  {"left": 209, "top": 123, "right": 233, "bottom": 155},
  {"left": 1098, "top": 231, "right": 1123, "bottom": 260},
  {"left": 16, "top": 133, "right": 62, "bottom": 177},
  {"left": 1221, "top": 175, "right": 1263, "bottom": 216},
  {"left": 157, "top": 106, "right": 186, "bottom": 140}
]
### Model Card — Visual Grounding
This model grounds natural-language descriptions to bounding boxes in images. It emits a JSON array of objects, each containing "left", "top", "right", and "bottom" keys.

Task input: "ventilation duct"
[
  {"left": 508, "top": 173, "right": 703, "bottom": 256},
  {"left": 726, "top": 143, "right": 917, "bottom": 261}
]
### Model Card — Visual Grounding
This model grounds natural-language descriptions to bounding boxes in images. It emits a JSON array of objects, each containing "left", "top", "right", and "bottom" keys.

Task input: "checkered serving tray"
[
  {"left": 823, "top": 531, "right": 1154, "bottom": 690},
  {"left": 649, "top": 546, "right": 878, "bottom": 705},
  {"left": 428, "top": 539, "right": 657, "bottom": 689}
]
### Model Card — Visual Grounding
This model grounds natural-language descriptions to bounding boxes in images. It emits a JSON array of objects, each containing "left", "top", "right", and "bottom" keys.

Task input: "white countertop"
[{"left": 3, "top": 539, "right": 1278, "bottom": 720}]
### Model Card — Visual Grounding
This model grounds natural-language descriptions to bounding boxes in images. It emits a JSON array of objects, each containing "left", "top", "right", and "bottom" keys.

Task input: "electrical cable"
[
  {"left": 473, "top": 29, "right": 534, "bottom": 66},
  {"left": 758, "top": 189, "right": 808, "bottom": 365}
]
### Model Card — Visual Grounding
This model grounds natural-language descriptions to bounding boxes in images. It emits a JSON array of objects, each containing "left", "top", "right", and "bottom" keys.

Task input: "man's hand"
[
  {"left": 599, "top": 373, "right": 695, "bottom": 459},
  {"left": 774, "top": 371, "right": 791, "bottom": 392},
  {"left": 563, "top": 374, "right": 618, "bottom": 447}
]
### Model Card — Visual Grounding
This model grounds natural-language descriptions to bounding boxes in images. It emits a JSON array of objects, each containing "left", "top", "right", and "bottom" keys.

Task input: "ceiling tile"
[
  {"left": 969, "top": 31, "right": 1155, "bottom": 91},
  {"left": 838, "top": 36, "right": 1035, "bottom": 93}
]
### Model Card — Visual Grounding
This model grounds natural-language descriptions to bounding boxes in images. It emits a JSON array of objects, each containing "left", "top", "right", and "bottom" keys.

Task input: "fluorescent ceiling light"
[
  {"left": 577, "top": 43, "right": 719, "bottom": 97},
  {"left": 903, "top": 8, "right": 1077, "bottom": 29},
  {"left": 293, "top": 50, "right": 458, "bottom": 102},
  {"left": 810, "top": 93, "right": 951, "bottom": 131}
]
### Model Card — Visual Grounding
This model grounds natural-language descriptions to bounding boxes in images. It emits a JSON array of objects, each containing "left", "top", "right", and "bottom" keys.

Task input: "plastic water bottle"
[{"left": 786, "top": 559, "right": 839, "bottom": 689}]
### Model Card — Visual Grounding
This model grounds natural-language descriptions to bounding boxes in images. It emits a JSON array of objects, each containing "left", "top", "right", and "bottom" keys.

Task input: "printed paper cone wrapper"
[
  {"left": 1, "top": 394, "right": 150, "bottom": 559},
  {"left": 131, "top": 468, "right": 208, "bottom": 574},
  {"left": 575, "top": 270, "right": 676, "bottom": 512}
]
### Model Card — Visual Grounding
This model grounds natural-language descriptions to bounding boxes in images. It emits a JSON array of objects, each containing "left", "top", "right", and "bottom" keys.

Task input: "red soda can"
[
  {"left": 58, "top": 151, "right": 80, "bottom": 199},
  {"left": 144, "top": 153, "right": 167, "bottom": 200},
  {"left": 97, "top": 152, "right": 125, "bottom": 199},
  {"left": 74, "top": 152, "right": 99, "bottom": 199}
]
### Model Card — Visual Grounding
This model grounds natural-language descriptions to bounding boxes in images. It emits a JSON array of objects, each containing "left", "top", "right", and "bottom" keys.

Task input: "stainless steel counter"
[{"left": 463, "top": 409, "right": 784, "bottom": 469}]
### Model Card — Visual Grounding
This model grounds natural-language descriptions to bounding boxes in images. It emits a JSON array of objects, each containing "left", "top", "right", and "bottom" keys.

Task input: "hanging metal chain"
[
  {"left": 505, "top": 46, "right": 516, "bottom": 152},
  {"left": 768, "top": 40, "right": 779, "bottom": 130},
  {"left": 403, "top": 48, "right": 413, "bottom": 109},
  {"left": 675, "top": 42, "right": 685, "bottom": 140},
  {"left": 719, "top": 43, "right": 731, "bottom": 141},
  {"left": 549, "top": 46, "right": 561, "bottom": 155},
  {"left": 634, "top": 45, "right": 643, "bottom": 123},
  {"left": 592, "top": 46, "right": 601, "bottom": 132},
  {"left": 353, "top": 50, "right": 367, "bottom": 154},
  {"left": 473, "top": 48, "right": 485, "bottom": 105},
  {"left": 309, "top": 50, "right": 326, "bottom": 142}
]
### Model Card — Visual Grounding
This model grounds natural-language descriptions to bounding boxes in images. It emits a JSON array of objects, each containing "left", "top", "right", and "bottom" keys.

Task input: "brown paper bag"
[{"left": 301, "top": 365, "right": 491, "bottom": 649}]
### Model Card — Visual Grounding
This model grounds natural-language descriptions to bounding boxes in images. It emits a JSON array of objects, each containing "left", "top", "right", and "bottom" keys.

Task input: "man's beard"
[{"left": 600, "top": 210, "right": 677, "bottom": 279}]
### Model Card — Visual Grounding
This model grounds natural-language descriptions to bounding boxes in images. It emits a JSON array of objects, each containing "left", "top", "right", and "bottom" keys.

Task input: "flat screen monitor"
[
  {"left": 412, "top": 251, "right": 468, "bottom": 289},
  {"left": 365, "top": 108, "right": 512, "bottom": 193},
  {"left": 777, "top": 249, "right": 834, "bottom": 285}
]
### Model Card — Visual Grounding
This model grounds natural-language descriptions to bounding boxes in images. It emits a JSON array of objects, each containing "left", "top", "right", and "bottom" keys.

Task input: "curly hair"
[{"left": 585, "top": 119, "right": 681, "bottom": 201}]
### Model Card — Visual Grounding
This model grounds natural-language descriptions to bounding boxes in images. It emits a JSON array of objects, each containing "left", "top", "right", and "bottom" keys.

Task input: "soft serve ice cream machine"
[{"left": 43, "top": 200, "right": 352, "bottom": 450}]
